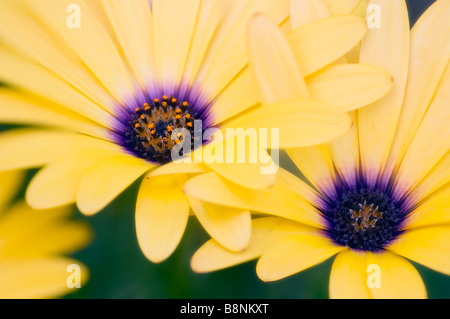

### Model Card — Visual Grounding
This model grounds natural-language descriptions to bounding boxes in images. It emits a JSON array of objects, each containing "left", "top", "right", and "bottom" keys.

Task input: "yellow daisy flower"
[
  {"left": 187, "top": 0, "right": 450, "bottom": 298},
  {"left": 0, "top": 0, "right": 390, "bottom": 263},
  {"left": 0, "top": 171, "right": 91, "bottom": 299}
]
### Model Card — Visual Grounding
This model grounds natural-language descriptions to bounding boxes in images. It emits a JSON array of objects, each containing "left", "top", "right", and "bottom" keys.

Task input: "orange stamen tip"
[
  {"left": 150, "top": 130, "right": 156, "bottom": 135},
  {"left": 171, "top": 98, "right": 177, "bottom": 103},
  {"left": 135, "top": 108, "right": 141, "bottom": 112},
  {"left": 140, "top": 115, "right": 146, "bottom": 120},
  {"left": 185, "top": 114, "right": 191, "bottom": 119},
  {"left": 154, "top": 98, "right": 160, "bottom": 103},
  {"left": 162, "top": 95, "right": 168, "bottom": 100},
  {"left": 175, "top": 140, "right": 181, "bottom": 144},
  {"left": 183, "top": 102, "right": 188, "bottom": 107},
  {"left": 176, "top": 108, "right": 182, "bottom": 114},
  {"left": 162, "top": 102, "right": 168, "bottom": 107},
  {"left": 187, "top": 122, "right": 193, "bottom": 127},
  {"left": 148, "top": 123, "right": 155, "bottom": 129},
  {"left": 134, "top": 123, "right": 141, "bottom": 128}
]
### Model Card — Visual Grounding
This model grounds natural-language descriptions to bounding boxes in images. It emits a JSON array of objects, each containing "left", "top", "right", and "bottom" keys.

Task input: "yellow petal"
[
  {"left": 394, "top": 70, "right": 450, "bottom": 198},
  {"left": 328, "top": 111, "right": 360, "bottom": 188},
  {"left": 180, "top": 0, "right": 224, "bottom": 90},
  {"left": 0, "top": 1, "right": 117, "bottom": 111},
  {"left": 149, "top": 161, "right": 206, "bottom": 177},
  {"left": 0, "top": 170, "right": 24, "bottom": 213},
  {"left": 324, "top": 0, "right": 362, "bottom": 15},
  {"left": 358, "top": 0, "right": 411, "bottom": 186},
  {"left": 247, "top": 13, "right": 309, "bottom": 104},
  {"left": 287, "top": 16, "right": 367, "bottom": 76},
  {"left": 77, "top": 155, "right": 152, "bottom": 215},
  {"left": 0, "top": 202, "right": 72, "bottom": 240},
  {"left": 0, "top": 257, "right": 89, "bottom": 299},
  {"left": 25, "top": 0, "right": 134, "bottom": 103},
  {"left": 405, "top": 186, "right": 450, "bottom": 229},
  {"left": 198, "top": 0, "right": 290, "bottom": 103},
  {"left": 383, "top": 0, "right": 450, "bottom": 181},
  {"left": 1, "top": 220, "right": 92, "bottom": 258},
  {"left": 191, "top": 217, "right": 318, "bottom": 273},
  {"left": 287, "top": 145, "right": 337, "bottom": 199},
  {"left": 135, "top": 174, "right": 189, "bottom": 263},
  {"left": 0, "top": 89, "right": 108, "bottom": 140},
  {"left": 188, "top": 197, "right": 251, "bottom": 252},
  {"left": 101, "top": 0, "right": 156, "bottom": 90},
  {"left": 329, "top": 250, "right": 371, "bottom": 299},
  {"left": 0, "top": 48, "right": 114, "bottom": 127},
  {"left": 209, "top": 69, "right": 259, "bottom": 126},
  {"left": 203, "top": 138, "right": 276, "bottom": 190},
  {"left": 307, "top": 64, "right": 393, "bottom": 112},
  {"left": 26, "top": 148, "right": 120, "bottom": 209},
  {"left": 224, "top": 99, "right": 352, "bottom": 149},
  {"left": 152, "top": 0, "right": 200, "bottom": 92},
  {"left": 290, "top": 0, "right": 330, "bottom": 29},
  {"left": 366, "top": 252, "right": 427, "bottom": 299},
  {"left": 184, "top": 170, "right": 323, "bottom": 228},
  {"left": 256, "top": 234, "right": 343, "bottom": 282},
  {"left": 388, "top": 226, "right": 450, "bottom": 276},
  {"left": 329, "top": 250, "right": 427, "bottom": 299},
  {"left": 0, "top": 129, "right": 115, "bottom": 172},
  {"left": 411, "top": 153, "right": 450, "bottom": 203}
]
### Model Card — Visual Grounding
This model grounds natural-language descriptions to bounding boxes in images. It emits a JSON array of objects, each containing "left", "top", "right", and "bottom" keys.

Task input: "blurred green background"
[{"left": 4, "top": 0, "right": 449, "bottom": 299}]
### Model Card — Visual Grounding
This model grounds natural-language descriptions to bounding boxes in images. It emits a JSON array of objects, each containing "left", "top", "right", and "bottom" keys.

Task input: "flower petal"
[
  {"left": 290, "top": 0, "right": 330, "bottom": 29},
  {"left": 287, "top": 145, "right": 337, "bottom": 199},
  {"left": 0, "top": 129, "right": 114, "bottom": 172},
  {"left": 394, "top": 69, "right": 450, "bottom": 198},
  {"left": 329, "top": 250, "right": 371, "bottom": 299},
  {"left": 287, "top": 16, "right": 367, "bottom": 76},
  {"left": 328, "top": 111, "right": 360, "bottom": 189},
  {"left": 247, "top": 13, "right": 309, "bottom": 104},
  {"left": 358, "top": 0, "right": 410, "bottom": 186},
  {"left": 405, "top": 186, "right": 450, "bottom": 229},
  {"left": 135, "top": 174, "right": 190, "bottom": 263},
  {"left": 200, "top": 137, "right": 276, "bottom": 190},
  {"left": 0, "top": 89, "right": 109, "bottom": 139},
  {"left": 191, "top": 217, "right": 317, "bottom": 273},
  {"left": 0, "top": 48, "right": 114, "bottom": 126},
  {"left": 184, "top": 170, "right": 323, "bottom": 228},
  {"left": 0, "top": 257, "right": 89, "bottom": 299},
  {"left": 256, "top": 234, "right": 343, "bottom": 282},
  {"left": 329, "top": 250, "right": 427, "bottom": 299},
  {"left": 388, "top": 226, "right": 450, "bottom": 276},
  {"left": 152, "top": 0, "right": 200, "bottom": 93},
  {"left": 307, "top": 64, "right": 393, "bottom": 112},
  {"left": 197, "top": 0, "right": 290, "bottom": 103},
  {"left": 0, "top": 1, "right": 116, "bottom": 111},
  {"left": 149, "top": 161, "right": 206, "bottom": 177},
  {"left": 101, "top": 0, "right": 156, "bottom": 90},
  {"left": 383, "top": 0, "right": 450, "bottom": 182},
  {"left": 411, "top": 153, "right": 450, "bottom": 202},
  {"left": 224, "top": 98, "right": 352, "bottom": 149},
  {"left": 77, "top": 155, "right": 152, "bottom": 215},
  {"left": 25, "top": 0, "right": 134, "bottom": 103},
  {"left": 26, "top": 148, "right": 120, "bottom": 209},
  {"left": 188, "top": 197, "right": 251, "bottom": 252}
]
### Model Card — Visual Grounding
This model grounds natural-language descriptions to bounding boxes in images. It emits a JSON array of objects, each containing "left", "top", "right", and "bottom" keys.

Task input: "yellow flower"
[
  {"left": 0, "top": 0, "right": 390, "bottom": 263},
  {"left": 0, "top": 171, "right": 91, "bottom": 299},
  {"left": 187, "top": 0, "right": 450, "bottom": 299}
]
